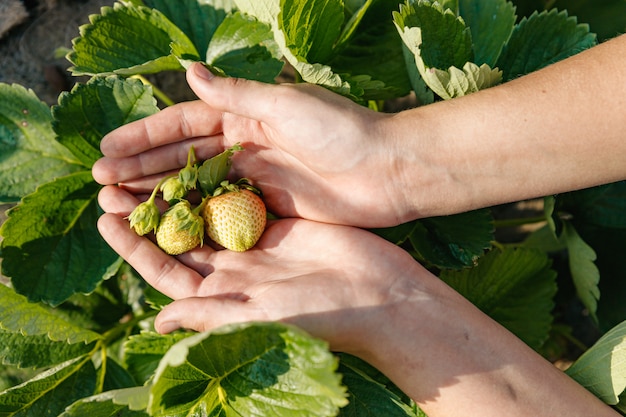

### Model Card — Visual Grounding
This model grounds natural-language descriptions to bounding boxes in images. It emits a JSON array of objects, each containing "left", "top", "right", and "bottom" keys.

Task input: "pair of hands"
[{"left": 93, "top": 63, "right": 431, "bottom": 354}]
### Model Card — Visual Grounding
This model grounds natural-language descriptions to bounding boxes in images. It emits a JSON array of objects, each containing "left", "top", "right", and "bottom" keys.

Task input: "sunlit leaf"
[
  {"left": 68, "top": 2, "right": 199, "bottom": 76},
  {"left": 53, "top": 76, "right": 159, "bottom": 168},
  {"left": 0, "top": 357, "right": 96, "bottom": 416},
  {"left": 497, "top": 8, "right": 596, "bottom": 81},
  {"left": 149, "top": 322, "right": 347, "bottom": 416},
  {"left": 0, "top": 172, "right": 121, "bottom": 306},
  {"left": 440, "top": 247, "right": 557, "bottom": 350},
  {"left": 0, "top": 84, "right": 82, "bottom": 203},
  {"left": 0, "top": 283, "right": 101, "bottom": 344},
  {"left": 566, "top": 320, "right": 626, "bottom": 405}
]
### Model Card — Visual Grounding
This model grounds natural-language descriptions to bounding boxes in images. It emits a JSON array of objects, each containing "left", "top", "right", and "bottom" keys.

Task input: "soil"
[{"left": 0, "top": 0, "right": 197, "bottom": 106}]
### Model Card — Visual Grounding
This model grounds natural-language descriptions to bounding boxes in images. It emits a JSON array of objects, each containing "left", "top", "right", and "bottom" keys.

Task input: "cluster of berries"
[{"left": 126, "top": 144, "right": 267, "bottom": 254}]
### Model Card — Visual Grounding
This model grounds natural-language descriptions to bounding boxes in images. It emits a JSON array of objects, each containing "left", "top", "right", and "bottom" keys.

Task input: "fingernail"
[
  {"left": 158, "top": 321, "right": 181, "bottom": 334},
  {"left": 193, "top": 63, "right": 215, "bottom": 81}
]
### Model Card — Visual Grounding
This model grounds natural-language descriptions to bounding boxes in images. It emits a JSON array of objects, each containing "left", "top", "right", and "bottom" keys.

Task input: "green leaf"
[
  {"left": 207, "top": 12, "right": 284, "bottom": 83},
  {"left": 338, "top": 356, "right": 418, "bottom": 416},
  {"left": 101, "top": 358, "right": 138, "bottom": 392},
  {"left": 0, "top": 356, "right": 97, "bottom": 416},
  {"left": 197, "top": 143, "right": 243, "bottom": 196},
  {"left": 233, "top": 0, "right": 279, "bottom": 24},
  {"left": 148, "top": 322, "right": 348, "bottom": 417},
  {"left": 60, "top": 387, "right": 151, "bottom": 417},
  {"left": 0, "top": 330, "right": 95, "bottom": 369},
  {"left": 279, "top": 0, "right": 344, "bottom": 64},
  {"left": 557, "top": 182, "right": 626, "bottom": 229},
  {"left": 496, "top": 9, "right": 597, "bottom": 81},
  {"left": 566, "top": 320, "right": 626, "bottom": 405},
  {"left": 440, "top": 247, "right": 557, "bottom": 350},
  {"left": 371, "top": 221, "right": 418, "bottom": 246},
  {"left": 53, "top": 76, "right": 159, "bottom": 168},
  {"left": 124, "top": 332, "right": 193, "bottom": 385},
  {"left": 0, "top": 171, "right": 120, "bottom": 306},
  {"left": 329, "top": 0, "right": 413, "bottom": 100},
  {"left": 560, "top": 220, "right": 600, "bottom": 322},
  {"left": 459, "top": 0, "right": 516, "bottom": 66},
  {"left": 144, "top": 0, "right": 235, "bottom": 61},
  {"left": 68, "top": 2, "right": 199, "bottom": 76},
  {"left": 410, "top": 209, "right": 494, "bottom": 269},
  {"left": 393, "top": 0, "right": 473, "bottom": 72},
  {"left": 553, "top": 0, "right": 626, "bottom": 41},
  {"left": 0, "top": 283, "right": 101, "bottom": 345},
  {"left": 419, "top": 61, "right": 502, "bottom": 100},
  {"left": 0, "top": 84, "right": 83, "bottom": 203},
  {"left": 394, "top": 1, "right": 500, "bottom": 99}
]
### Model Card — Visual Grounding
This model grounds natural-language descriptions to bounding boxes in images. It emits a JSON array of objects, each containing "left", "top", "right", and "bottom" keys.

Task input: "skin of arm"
[
  {"left": 388, "top": 33, "right": 626, "bottom": 220},
  {"left": 97, "top": 185, "right": 620, "bottom": 417}
]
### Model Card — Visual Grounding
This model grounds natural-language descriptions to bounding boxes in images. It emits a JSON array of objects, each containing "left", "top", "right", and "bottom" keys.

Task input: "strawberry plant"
[{"left": 1, "top": 0, "right": 626, "bottom": 416}]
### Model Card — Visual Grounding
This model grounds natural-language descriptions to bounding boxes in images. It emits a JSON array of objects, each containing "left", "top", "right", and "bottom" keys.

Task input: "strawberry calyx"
[
  {"left": 126, "top": 175, "right": 173, "bottom": 236},
  {"left": 212, "top": 178, "right": 261, "bottom": 197}
]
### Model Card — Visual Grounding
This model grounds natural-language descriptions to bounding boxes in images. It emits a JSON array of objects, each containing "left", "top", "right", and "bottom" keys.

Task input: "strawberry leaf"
[
  {"left": 0, "top": 276, "right": 101, "bottom": 345},
  {"left": 53, "top": 76, "right": 159, "bottom": 168},
  {"left": 329, "top": 0, "right": 413, "bottom": 100},
  {"left": 394, "top": 0, "right": 501, "bottom": 99},
  {"left": 459, "top": 0, "right": 516, "bottom": 67},
  {"left": 566, "top": 320, "right": 626, "bottom": 406},
  {"left": 0, "top": 356, "right": 96, "bottom": 416},
  {"left": 409, "top": 209, "right": 494, "bottom": 269},
  {"left": 557, "top": 182, "right": 626, "bottom": 229},
  {"left": 560, "top": 220, "right": 601, "bottom": 322},
  {"left": 496, "top": 9, "right": 597, "bottom": 81},
  {"left": 394, "top": 1, "right": 473, "bottom": 74},
  {"left": 233, "top": 0, "right": 279, "bottom": 24},
  {"left": 0, "top": 83, "right": 83, "bottom": 203},
  {"left": 60, "top": 387, "right": 151, "bottom": 417},
  {"left": 197, "top": 143, "right": 243, "bottom": 196},
  {"left": 68, "top": 2, "right": 199, "bottom": 76},
  {"left": 0, "top": 330, "right": 95, "bottom": 369},
  {"left": 124, "top": 332, "right": 193, "bottom": 385},
  {"left": 338, "top": 356, "right": 418, "bottom": 416},
  {"left": 206, "top": 12, "right": 284, "bottom": 82},
  {"left": 148, "top": 322, "right": 348, "bottom": 416},
  {"left": 0, "top": 171, "right": 121, "bottom": 306},
  {"left": 440, "top": 247, "right": 557, "bottom": 350},
  {"left": 279, "top": 0, "right": 344, "bottom": 64},
  {"left": 144, "top": 0, "right": 235, "bottom": 62}
]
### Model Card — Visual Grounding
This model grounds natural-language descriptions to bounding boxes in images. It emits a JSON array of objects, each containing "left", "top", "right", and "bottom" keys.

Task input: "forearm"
[
  {"left": 355, "top": 266, "right": 619, "bottom": 417},
  {"left": 388, "top": 34, "right": 626, "bottom": 219}
]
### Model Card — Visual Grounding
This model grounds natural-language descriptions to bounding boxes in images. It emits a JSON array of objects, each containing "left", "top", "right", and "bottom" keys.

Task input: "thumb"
[
  {"left": 186, "top": 62, "right": 279, "bottom": 121},
  {"left": 154, "top": 296, "right": 268, "bottom": 334}
]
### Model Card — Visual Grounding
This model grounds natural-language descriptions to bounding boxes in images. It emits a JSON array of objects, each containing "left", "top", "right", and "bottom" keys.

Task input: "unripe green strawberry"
[
  {"left": 160, "top": 176, "right": 187, "bottom": 204},
  {"left": 156, "top": 200, "right": 204, "bottom": 255},
  {"left": 202, "top": 187, "right": 266, "bottom": 252}
]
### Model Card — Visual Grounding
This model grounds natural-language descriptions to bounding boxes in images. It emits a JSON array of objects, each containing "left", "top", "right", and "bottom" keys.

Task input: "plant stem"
[
  {"left": 133, "top": 75, "right": 176, "bottom": 107},
  {"left": 101, "top": 310, "right": 158, "bottom": 347},
  {"left": 493, "top": 215, "right": 547, "bottom": 229}
]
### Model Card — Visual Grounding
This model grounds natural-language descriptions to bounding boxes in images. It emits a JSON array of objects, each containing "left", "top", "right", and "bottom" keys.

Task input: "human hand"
[
  {"left": 92, "top": 63, "right": 414, "bottom": 228},
  {"left": 96, "top": 184, "right": 428, "bottom": 354}
]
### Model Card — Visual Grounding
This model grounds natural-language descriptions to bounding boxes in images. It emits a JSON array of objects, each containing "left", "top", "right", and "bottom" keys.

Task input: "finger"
[
  {"left": 97, "top": 212, "right": 205, "bottom": 300},
  {"left": 99, "top": 101, "right": 225, "bottom": 158},
  {"left": 93, "top": 135, "right": 224, "bottom": 186},
  {"left": 186, "top": 63, "right": 285, "bottom": 122},
  {"left": 154, "top": 296, "right": 268, "bottom": 334},
  {"left": 98, "top": 185, "right": 141, "bottom": 216}
]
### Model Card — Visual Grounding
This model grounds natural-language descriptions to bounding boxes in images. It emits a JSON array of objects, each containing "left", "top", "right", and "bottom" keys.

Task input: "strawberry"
[
  {"left": 202, "top": 181, "right": 266, "bottom": 252},
  {"left": 155, "top": 200, "right": 204, "bottom": 255}
]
